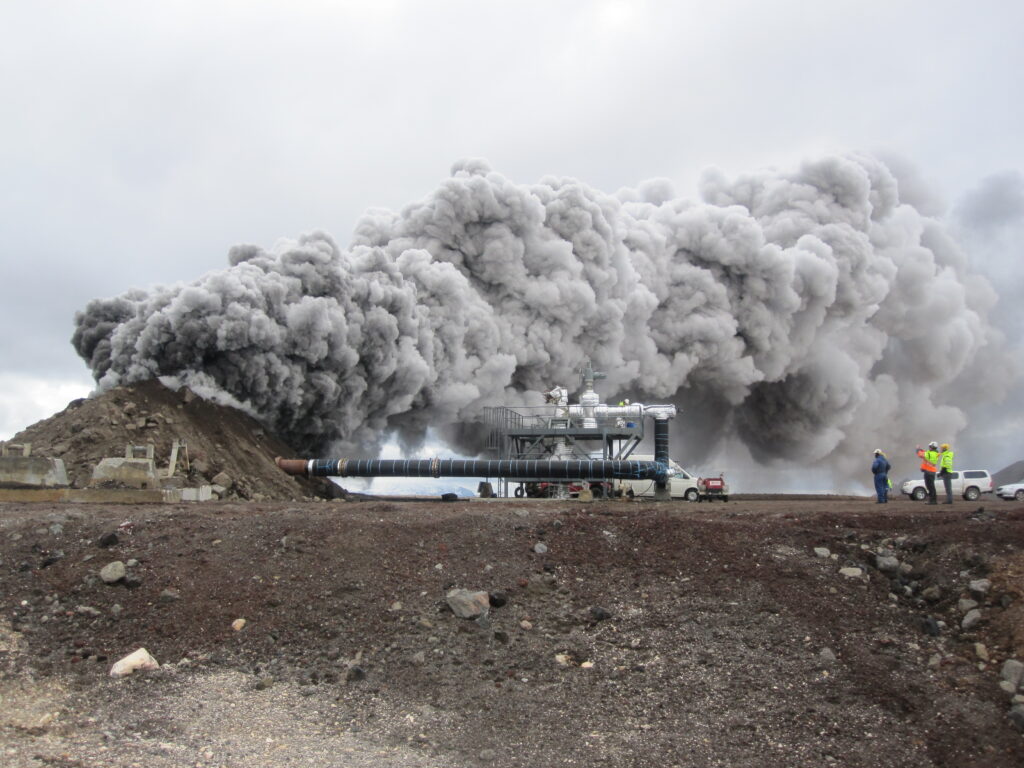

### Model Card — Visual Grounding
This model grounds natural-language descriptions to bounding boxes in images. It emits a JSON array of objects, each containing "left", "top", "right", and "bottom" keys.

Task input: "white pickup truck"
[
  {"left": 900, "top": 470, "right": 993, "bottom": 501},
  {"left": 616, "top": 456, "right": 701, "bottom": 501}
]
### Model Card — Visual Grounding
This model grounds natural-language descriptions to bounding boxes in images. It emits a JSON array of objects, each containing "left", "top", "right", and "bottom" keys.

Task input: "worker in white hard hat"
[
  {"left": 871, "top": 449, "right": 891, "bottom": 503},
  {"left": 915, "top": 441, "right": 940, "bottom": 505}
]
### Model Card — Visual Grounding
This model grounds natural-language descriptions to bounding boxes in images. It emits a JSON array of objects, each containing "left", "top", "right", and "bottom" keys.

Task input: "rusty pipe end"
[{"left": 275, "top": 457, "right": 309, "bottom": 476}]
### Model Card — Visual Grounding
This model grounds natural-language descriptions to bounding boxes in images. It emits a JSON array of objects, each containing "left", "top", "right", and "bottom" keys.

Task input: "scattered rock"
[
  {"left": 961, "top": 609, "right": 982, "bottom": 631},
  {"left": 839, "top": 567, "right": 863, "bottom": 578},
  {"left": 968, "top": 579, "right": 992, "bottom": 598},
  {"left": 109, "top": 647, "right": 159, "bottom": 677},
  {"left": 232, "top": 618, "right": 247, "bottom": 632},
  {"left": 445, "top": 589, "right": 491, "bottom": 619},
  {"left": 1002, "top": 659, "right": 1024, "bottom": 690},
  {"left": 818, "top": 648, "right": 837, "bottom": 667},
  {"left": 346, "top": 666, "right": 367, "bottom": 682},
  {"left": 533, "top": 542, "right": 548, "bottom": 554},
  {"left": 921, "top": 586, "right": 942, "bottom": 602},
  {"left": 99, "top": 561, "right": 126, "bottom": 584},
  {"left": 589, "top": 606, "right": 612, "bottom": 622},
  {"left": 97, "top": 532, "right": 119, "bottom": 548},
  {"left": 123, "top": 573, "right": 143, "bottom": 589},
  {"left": 813, "top": 547, "right": 831, "bottom": 558},
  {"left": 1009, "top": 704, "right": 1024, "bottom": 732},
  {"left": 211, "top": 471, "right": 233, "bottom": 489},
  {"left": 875, "top": 556, "right": 900, "bottom": 574},
  {"left": 255, "top": 676, "right": 274, "bottom": 690},
  {"left": 488, "top": 591, "right": 508, "bottom": 608},
  {"left": 158, "top": 589, "right": 180, "bottom": 603},
  {"left": 920, "top": 617, "right": 941, "bottom": 636},
  {"left": 957, "top": 598, "right": 978, "bottom": 613},
  {"left": 975, "top": 643, "right": 989, "bottom": 662}
]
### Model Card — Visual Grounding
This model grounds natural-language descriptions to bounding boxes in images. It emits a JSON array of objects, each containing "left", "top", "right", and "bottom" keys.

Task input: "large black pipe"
[
  {"left": 279, "top": 457, "right": 667, "bottom": 483},
  {"left": 276, "top": 415, "right": 676, "bottom": 491}
]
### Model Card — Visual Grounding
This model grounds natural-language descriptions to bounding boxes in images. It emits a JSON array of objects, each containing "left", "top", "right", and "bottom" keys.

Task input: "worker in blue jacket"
[{"left": 871, "top": 449, "right": 891, "bottom": 503}]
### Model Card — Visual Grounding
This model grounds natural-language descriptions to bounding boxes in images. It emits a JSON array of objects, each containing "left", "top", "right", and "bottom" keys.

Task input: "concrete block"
[
  {"left": 91, "top": 457, "right": 160, "bottom": 489},
  {"left": 180, "top": 485, "right": 213, "bottom": 502},
  {"left": 0, "top": 456, "right": 69, "bottom": 488}
]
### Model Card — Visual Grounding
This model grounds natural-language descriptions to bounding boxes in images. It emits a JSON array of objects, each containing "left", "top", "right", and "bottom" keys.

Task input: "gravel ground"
[{"left": 2, "top": 496, "right": 1023, "bottom": 767}]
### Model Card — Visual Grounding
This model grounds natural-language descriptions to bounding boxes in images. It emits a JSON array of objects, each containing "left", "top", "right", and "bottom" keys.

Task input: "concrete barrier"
[
  {"left": 0, "top": 456, "right": 70, "bottom": 488},
  {"left": 90, "top": 457, "right": 161, "bottom": 489},
  {"left": 0, "top": 487, "right": 183, "bottom": 504}
]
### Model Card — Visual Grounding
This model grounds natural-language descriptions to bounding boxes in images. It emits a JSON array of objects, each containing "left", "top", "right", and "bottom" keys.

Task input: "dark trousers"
[
  {"left": 923, "top": 471, "right": 937, "bottom": 503},
  {"left": 940, "top": 470, "right": 953, "bottom": 503},
  {"left": 873, "top": 474, "right": 888, "bottom": 502}
]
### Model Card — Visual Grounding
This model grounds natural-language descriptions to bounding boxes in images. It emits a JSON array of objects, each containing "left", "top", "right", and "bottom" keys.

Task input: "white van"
[
  {"left": 900, "top": 470, "right": 993, "bottom": 501},
  {"left": 616, "top": 456, "right": 701, "bottom": 501}
]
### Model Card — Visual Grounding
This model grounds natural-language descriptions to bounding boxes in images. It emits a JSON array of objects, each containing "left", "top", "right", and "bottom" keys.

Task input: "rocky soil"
[
  {"left": 2, "top": 496, "right": 1024, "bottom": 767},
  {"left": 7, "top": 379, "right": 329, "bottom": 501}
]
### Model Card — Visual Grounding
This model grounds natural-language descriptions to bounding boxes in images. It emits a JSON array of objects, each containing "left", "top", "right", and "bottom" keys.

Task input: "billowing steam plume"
[{"left": 72, "top": 154, "right": 1010, "bottom": 480}]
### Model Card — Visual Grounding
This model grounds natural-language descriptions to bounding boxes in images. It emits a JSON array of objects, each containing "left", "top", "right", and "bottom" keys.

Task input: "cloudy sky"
[{"left": 2, "top": 0, "right": 1023, "bottom": 478}]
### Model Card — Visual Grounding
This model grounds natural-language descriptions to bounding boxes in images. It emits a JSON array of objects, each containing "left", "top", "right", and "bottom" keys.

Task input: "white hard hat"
[
  {"left": 928, "top": 441, "right": 938, "bottom": 449},
  {"left": 874, "top": 448, "right": 883, "bottom": 455}
]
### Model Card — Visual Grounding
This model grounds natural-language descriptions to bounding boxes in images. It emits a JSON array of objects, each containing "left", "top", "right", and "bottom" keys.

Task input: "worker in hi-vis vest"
[
  {"left": 916, "top": 441, "right": 939, "bottom": 505},
  {"left": 938, "top": 443, "right": 955, "bottom": 504}
]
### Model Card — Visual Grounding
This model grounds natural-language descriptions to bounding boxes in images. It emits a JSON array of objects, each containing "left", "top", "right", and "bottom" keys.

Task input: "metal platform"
[{"left": 483, "top": 405, "right": 648, "bottom": 496}]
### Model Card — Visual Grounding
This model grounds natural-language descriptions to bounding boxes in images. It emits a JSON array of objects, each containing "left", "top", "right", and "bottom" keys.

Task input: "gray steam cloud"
[{"left": 72, "top": 154, "right": 1013, "bottom": 479}]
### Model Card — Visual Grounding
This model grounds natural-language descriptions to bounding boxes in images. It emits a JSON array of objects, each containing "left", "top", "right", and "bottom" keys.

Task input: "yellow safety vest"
[{"left": 939, "top": 450, "right": 954, "bottom": 472}]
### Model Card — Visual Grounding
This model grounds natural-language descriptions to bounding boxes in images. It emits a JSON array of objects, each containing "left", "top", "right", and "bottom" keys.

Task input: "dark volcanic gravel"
[{"left": 2, "top": 497, "right": 1024, "bottom": 767}]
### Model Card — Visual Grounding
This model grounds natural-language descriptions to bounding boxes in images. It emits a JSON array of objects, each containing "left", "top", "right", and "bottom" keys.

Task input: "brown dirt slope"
[
  {"left": 7, "top": 379, "right": 327, "bottom": 501},
  {"left": 2, "top": 497, "right": 1024, "bottom": 767}
]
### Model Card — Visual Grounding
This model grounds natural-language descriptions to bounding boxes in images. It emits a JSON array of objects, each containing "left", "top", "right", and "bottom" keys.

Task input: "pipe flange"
[
  {"left": 338, "top": 458, "right": 348, "bottom": 477},
  {"left": 430, "top": 457, "right": 441, "bottom": 478}
]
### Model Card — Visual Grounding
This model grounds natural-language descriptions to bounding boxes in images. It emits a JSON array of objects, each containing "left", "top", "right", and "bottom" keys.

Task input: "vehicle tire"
[
  {"left": 1016, "top": 489, "right": 1024, "bottom": 501},
  {"left": 627, "top": 488, "right": 635, "bottom": 499},
  {"left": 964, "top": 486, "right": 980, "bottom": 501},
  {"left": 684, "top": 488, "right": 699, "bottom": 502},
  {"left": 514, "top": 485, "right": 524, "bottom": 498},
  {"left": 723, "top": 496, "right": 729, "bottom": 502},
  {"left": 912, "top": 487, "right": 927, "bottom": 501}
]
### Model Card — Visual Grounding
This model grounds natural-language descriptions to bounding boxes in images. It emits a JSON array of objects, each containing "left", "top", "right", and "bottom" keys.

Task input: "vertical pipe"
[
  {"left": 654, "top": 418, "right": 669, "bottom": 466},
  {"left": 653, "top": 418, "right": 670, "bottom": 499}
]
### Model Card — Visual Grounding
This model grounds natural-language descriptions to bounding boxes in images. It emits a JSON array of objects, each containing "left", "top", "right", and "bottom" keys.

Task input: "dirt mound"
[
  {"left": 6, "top": 379, "right": 328, "bottom": 501},
  {"left": 2, "top": 498, "right": 1024, "bottom": 767}
]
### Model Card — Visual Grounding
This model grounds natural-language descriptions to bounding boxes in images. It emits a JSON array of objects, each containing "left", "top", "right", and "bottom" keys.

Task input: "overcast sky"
[{"left": 2, "top": 1, "right": 1023, "bottom": 473}]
